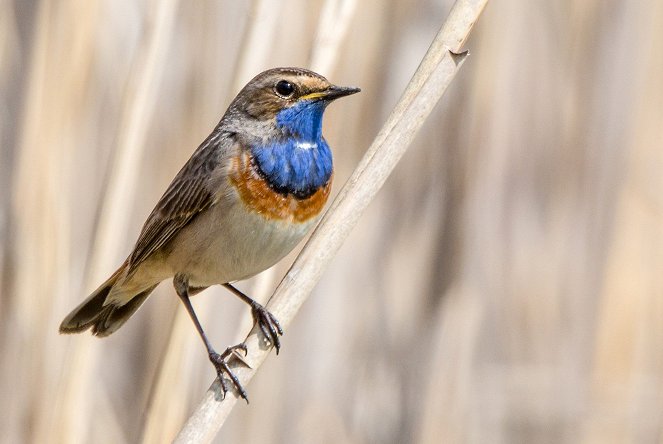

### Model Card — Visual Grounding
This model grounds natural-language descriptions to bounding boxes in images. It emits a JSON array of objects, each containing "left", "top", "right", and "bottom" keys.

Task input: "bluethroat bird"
[{"left": 60, "top": 67, "right": 360, "bottom": 401}]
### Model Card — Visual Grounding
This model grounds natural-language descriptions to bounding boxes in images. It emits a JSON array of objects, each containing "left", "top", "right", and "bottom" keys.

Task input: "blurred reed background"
[{"left": 1, "top": 0, "right": 662, "bottom": 442}]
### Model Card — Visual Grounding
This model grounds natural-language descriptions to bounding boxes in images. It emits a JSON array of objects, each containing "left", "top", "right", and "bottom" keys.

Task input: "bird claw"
[
  {"left": 228, "top": 343, "right": 252, "bottom": 368},
  {"left": 209, "top": 344, "right": 251, "bottom": 403},
  {"left": 250, "top": 303, "right": 283, "bottom": 354}
]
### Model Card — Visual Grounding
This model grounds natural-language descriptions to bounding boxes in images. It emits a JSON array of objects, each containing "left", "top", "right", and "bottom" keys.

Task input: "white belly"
[{"left": 162, "top": 197, "right": 318, "bottom": 287}]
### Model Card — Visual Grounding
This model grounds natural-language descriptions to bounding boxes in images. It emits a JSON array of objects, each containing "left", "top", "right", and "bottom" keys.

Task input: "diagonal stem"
[{"left": 174, "top": 0, "right": 488, "bottom": 442}]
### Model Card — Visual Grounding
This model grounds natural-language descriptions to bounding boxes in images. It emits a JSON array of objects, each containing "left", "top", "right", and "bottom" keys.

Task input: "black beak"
[{"left": 323, "top": 85, "right": 361, "bottom": 101}]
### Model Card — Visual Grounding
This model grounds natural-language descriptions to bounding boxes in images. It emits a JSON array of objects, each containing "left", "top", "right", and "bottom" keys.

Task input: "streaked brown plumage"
[{"left": 60, "top": 67, "right": 360, "bottom": 400}]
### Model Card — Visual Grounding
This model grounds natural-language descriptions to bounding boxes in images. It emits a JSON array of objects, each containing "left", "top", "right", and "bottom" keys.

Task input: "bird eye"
[{"left": 274, "top": 80, "right": 295, "bottom": 98}]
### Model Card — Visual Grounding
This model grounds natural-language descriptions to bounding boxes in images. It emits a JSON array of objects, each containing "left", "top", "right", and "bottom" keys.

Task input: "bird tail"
[{"left": 59, "top": 265, "right": 157, "bottom": 337}]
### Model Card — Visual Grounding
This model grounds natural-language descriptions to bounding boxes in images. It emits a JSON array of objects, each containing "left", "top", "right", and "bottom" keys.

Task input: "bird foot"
[
  {"left": 209, "top": 343, "right": 250, "bottom": 402},
  {"left": 250, "top": 302, "right": 284, "bottom": 353}
]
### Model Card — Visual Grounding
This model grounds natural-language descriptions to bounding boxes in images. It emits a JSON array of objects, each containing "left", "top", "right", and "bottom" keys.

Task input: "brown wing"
[{"left": 128, "top": 130, "right": 232, "bottom": 270}]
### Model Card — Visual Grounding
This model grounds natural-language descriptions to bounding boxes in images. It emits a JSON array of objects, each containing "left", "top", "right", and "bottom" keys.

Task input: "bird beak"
[
  {"left": 323, "top": 85, "right": 361, "bottom": 100},
  {"left": 301, "top": 85, "right": 361, "bottom": 102}
]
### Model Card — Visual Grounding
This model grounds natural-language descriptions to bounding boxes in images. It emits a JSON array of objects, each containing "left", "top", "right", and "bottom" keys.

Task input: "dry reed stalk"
[
  {"left": 309, "top": 0, "right": 358, "bottom": 74},
  {"left": 414, "top": 286, "right": 483, "bottom": 442},
  {"left": 0, "top": 0, "right": 18, "bottom": 309},
  {"left": 174, "top": 0, "right": 487, "bottom": 441},
  {"left": 4, "top": 0, "right": 663, "bottom": 441},
  {"left": 5, "top": 0, "right": 663, "bottom": 441},
  {"left": 52, "top": 0, "right": 180, "bottom": 442},
  {"left": 8, "top": 1, "right": 105, "bottom": 441},
  {"left": 231, "top": 0, "right": 283, "bottom": 91},
  {"left": 140, "top": 308, "right": 200, "bottom": 444},
  {"left": 139, "top": 3, "right": 286, "bottom": 441},
  {"left": 582, "top": 2, "right": 663, "bottom": 439}
]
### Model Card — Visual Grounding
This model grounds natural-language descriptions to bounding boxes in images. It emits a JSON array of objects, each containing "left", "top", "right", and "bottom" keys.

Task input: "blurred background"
[{"left": 1, "top": 0, "right": 662, "bottom": 442}]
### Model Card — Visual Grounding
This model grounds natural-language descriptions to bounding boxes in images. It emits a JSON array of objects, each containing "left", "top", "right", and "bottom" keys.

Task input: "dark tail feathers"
[{"left": 59, "top": 268, "right": 157, "bottom": 337}]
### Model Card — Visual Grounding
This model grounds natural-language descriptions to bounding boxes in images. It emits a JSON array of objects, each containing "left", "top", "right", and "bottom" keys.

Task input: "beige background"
[{"left": 1, "top": 0, "right": 662, "bottom": 442}]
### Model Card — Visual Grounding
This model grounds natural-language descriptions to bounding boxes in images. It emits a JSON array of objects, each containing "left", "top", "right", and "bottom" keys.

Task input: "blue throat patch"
[{"left": 251, "top": 100, "right": 333, "bottom": 199}]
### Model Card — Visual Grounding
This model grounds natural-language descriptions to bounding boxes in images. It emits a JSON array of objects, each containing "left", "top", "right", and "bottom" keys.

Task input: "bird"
[{"left": 59, "top": 67, "right": 360, "bottom": 401}]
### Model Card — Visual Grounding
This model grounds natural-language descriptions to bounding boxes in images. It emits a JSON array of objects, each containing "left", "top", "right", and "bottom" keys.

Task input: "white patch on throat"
[{"left": 295, "top": 141, "right": 317, "bottom": 150}]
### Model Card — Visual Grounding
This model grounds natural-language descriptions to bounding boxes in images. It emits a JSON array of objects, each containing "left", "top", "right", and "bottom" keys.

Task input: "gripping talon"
[
  {"left": 218, "top": 373, "right": 230, "bottom": 397},
  {"left": 251, "top": 303, "right": 283, "bottom": 353},
  {"left": 228, "top": 342, "right": 248, "bottom": 357},
  {"left": 259, "top": 321, "right": 273, "bottom": 344},
  {"left": 222, "top": 284, "right": 284, "bottom": 354},
  {"left": 209, "top": 348, "right": 250, "bottom": 403},
  {"left": 229, "top": 343, "right": 252, "bottom": 368}
]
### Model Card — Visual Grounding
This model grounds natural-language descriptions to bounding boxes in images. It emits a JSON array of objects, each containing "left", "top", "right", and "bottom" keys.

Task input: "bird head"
[{"left": 228, "top": 67, "right": 360, "bottom": 142}]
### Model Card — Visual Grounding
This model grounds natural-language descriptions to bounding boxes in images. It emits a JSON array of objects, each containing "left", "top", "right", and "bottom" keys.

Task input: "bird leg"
[
  {"left": 223, "top": 283, "right": 284, "bottom": 354},
  {"left": 174, "top": 274, "right": 250, "bottom": 402}
]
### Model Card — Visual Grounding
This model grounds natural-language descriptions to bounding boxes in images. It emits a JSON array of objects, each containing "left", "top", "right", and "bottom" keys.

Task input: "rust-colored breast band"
[{"left": 229, "top": 153, "right": 331, "bottom": 223}]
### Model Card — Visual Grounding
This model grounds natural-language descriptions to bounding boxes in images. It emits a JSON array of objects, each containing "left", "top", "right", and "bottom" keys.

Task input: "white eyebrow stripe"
[{"left": 295, "top": 141, "right": 317, "bottom": 150}]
